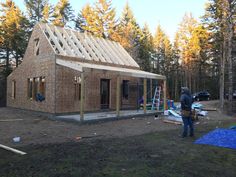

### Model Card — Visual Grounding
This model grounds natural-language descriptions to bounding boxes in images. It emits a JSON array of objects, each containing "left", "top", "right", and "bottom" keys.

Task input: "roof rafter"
[{"left": 38, "top": 23, "right": 140, "bottom": 69}]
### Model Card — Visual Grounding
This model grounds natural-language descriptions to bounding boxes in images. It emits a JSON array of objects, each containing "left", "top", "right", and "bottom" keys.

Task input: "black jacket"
[{"left": 180, "top": 87, "right": 193, "bottom": 111}]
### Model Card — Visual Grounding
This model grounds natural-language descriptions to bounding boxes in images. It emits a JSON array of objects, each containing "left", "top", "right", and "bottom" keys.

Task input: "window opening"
[{"left": 122, "top": 80, "right": 129, "bottom": 99}]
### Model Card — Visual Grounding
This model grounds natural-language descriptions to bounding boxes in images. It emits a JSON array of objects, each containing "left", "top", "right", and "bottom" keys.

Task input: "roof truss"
[{"left": 38, "top": 23, "right": 140, "bottom": 68}]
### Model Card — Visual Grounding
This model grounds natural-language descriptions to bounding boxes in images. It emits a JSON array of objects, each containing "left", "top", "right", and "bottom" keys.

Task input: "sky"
[{"left": 5, "top": 0, "right": 208, "bottom": 41}]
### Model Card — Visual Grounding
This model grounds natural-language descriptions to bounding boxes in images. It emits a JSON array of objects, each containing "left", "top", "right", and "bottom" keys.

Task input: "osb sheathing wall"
[
  {"left": 7, "top": 23, "right": 140, "bottom": 114},
  {"left": 7, "top": 24, "right": 56, "bottom": 113},
  {"left": 55, "top": 65, "right": 139, "bottom": 114}
]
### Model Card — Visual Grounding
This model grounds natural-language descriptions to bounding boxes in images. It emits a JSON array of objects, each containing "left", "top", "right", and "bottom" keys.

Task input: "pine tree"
[
  {"left": 202, "top": 0, "right": 236, "bottom": 112},
  {"left": 172, "top": 33, "right": 181, "bottom": 100},
  {"left": 75, "top": 4, "right": 99, "bottom": 34},
  {"left": 94, "top": 0, "right": 116, "bottom": 39},
  {"left": 177, "top": 13, "right": 198, "bottom": 90},
  {"left": 76, "top": 0, "right": 116, "bottom": 39},
  {"left": 41, "top": 3, "right": 52, "bottom": 23},
  {"left": 52, "top": 0, "right": 74, "bottom": 27},
  {"left": 138, "top": 23, "right": 153, "bottom": 71},
  {"left": 0, "top": 0, "right": 29, "bottom": 71},
  {"left": 112, "top": 2, "right": 142, "bottom": 60},
  {"left": 153, "top": 24, "right": 168, "bottom": 74},
  {"left": 24, "top": 0, "right": 51, "bottom": 27}
]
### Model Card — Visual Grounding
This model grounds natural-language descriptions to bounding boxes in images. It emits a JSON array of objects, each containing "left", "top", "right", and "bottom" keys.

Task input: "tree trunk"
[
  {"left": 220, "top": 43, "right": 225, "bottom": 112},
  {"left": 16, "top": 50, "right": 19, "bottom": 67},
  {"left": 227, "top": 21, "right": 233, "bottom": 113},
  {"left": 6, "top": 47, "right": 9, "bottom": 69}
]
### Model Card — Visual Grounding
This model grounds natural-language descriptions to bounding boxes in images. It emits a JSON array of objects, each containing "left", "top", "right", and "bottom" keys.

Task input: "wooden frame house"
[{"left": 7, "top": 23, "right": 166, "bottom": 119}]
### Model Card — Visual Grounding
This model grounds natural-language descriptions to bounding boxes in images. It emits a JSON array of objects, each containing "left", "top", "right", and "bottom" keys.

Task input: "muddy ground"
[{"left": 0, "top": 101, "right": 236, "bottom": 177}]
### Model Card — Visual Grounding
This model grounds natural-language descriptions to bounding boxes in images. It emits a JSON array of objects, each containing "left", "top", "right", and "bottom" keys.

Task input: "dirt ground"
[
  {"left": 1, "top": 101, "right": 236, "bottom": 177},
  {"left": 0, "top": 100, "right": 233, "bottom": 147}
]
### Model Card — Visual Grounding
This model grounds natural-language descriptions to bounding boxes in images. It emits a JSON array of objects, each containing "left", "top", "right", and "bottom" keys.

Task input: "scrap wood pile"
[{"left": 163, "top": 102, "right": 210, "bottom": 125}]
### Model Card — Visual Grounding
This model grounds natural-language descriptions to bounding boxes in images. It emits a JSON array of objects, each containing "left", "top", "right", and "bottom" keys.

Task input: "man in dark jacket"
[{"left": 180, "top": 87, "right": 194, "bottom": 137}]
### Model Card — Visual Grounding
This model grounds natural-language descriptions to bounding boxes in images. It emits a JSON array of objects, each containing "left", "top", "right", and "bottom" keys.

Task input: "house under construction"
[{"left": 7, "top": 23, "right": 166, "bottom": 119}]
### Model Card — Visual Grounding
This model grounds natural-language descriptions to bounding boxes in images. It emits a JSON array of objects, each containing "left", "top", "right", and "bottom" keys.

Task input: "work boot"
[{"left": 189, "top": 134, "right": 194, "bottom": 137}]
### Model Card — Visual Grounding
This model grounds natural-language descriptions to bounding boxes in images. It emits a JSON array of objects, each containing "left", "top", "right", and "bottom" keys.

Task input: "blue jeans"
[{"left": 182, "top": 117, "right": 194, "bottom": 137}]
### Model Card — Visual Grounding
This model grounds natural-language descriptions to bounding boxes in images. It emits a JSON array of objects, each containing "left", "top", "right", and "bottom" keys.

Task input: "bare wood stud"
[
  {"left": 143, "top": 78, "right": 147, "bottom": 114},
  {"left": 116, "top": 75, "right": 121, "bottom": 117},
  {"left": 80, "top": 71, "right": 85, "bottom": 121}
]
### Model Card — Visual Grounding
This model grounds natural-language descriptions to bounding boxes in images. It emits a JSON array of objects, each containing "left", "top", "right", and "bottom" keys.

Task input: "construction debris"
[
  {"left": 163, "top": 102, "right": 209, "bottom": 124},
  {"left": 202, "top": 107, "right": 217, "bottom": 111},
  {"left": 163, "top": 119, "right": 182, "bottom": 125},
  {"left": 13, "top": 137, "right": 21, "bottom": 143},
  {"left": 0, "top": 144, "right": 26, "bottom": 155},
  {"left": 0, "top": 119, "right": 23, "bottom": 122}
]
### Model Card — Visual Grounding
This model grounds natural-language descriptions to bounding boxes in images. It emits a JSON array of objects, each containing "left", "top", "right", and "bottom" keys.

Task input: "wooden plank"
[
  {"left": 143, "top": 78, "right": 147, "bottom": 114},
  {"left": 70, "top": 30, "right": 92, "bottom": 60},
  {"left": 163, "top": 119, "right": 182, "bottom": 125},
  {"left": 116, "top": 42, "right": 140, "bottom": 67},
  {"left": 80, "top": 71, "right": 85, "bottom": 121},
  {"left": 100, "top": 38, "right": 119, "bottom": 65},
  {"left": 0, "top": 144, "right": 27, "bottom": 155},
  {"left": 111, "top": 41, "right": 131, "bottom": 66},
  {"left": 0, "top": 119, "right": 23, "bottom": 122},
  {"left": 93, "top": 37, "right": 113, "bottom": 63},
  {"left": 102, "top": 39, "right": 123, "bottom": 65},
  {"left": 85, "top": 35, "right": 107, "bottom": 62},
  {"left": 116, "top": 76, "right": 121, "bottom": 117},
  {"left": 62, "top": 29, "right": 84, "bottom": 58},
  {"left": 53, "top": 26, "right": 73, "bottom": 56},
  {"left": 202, "top": 108, "right": 217, "bottom": 111},
  {"left": 56, "top": 59, "right": 83, "bottom": 72},
  {"left": 45, "top": 24, "right": 65, "bottom": 55},
  {"left": 77, "top": 33, "right": 100, "bottom": 62},
  {"left": 106, "top": 40, "right": 125, "bottom": 65},
  {"left": 90, "top": 36, "right": 112, "bottom": 63}
]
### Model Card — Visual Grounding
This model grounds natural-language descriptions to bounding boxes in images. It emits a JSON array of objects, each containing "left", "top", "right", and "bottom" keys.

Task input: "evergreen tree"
[
  {"left": 153, "top": 24, "right": 165, "bottom": 74},
  {"left": 202, "top": 0, "right": 236, "bottom": 112},
  {"left": 94, "top": 0, "right": 116, "bottom": 39},
  {"left": 172, "top": 33, "right": 181, "bottom": 100},
  {"left": 75, "top": 4, "right": 99, "bottom": 34},
  {"left": 112, "top": 2, "right": 141, "bottom": 60},
  {"left": 41, "top": 3, "right": 53, "bottom": 23},
  {"left": 177, "top": 13, "right": 198, "bottom": 90},
  {"left": 138, "top": 23, "right": 153, "bottom": 71},
  {"left": 76, "top": 0, "right": 116, "bottom": 39},
  {"left": 0, "top": 0, "right": 29, "bottom": 71},
  {"left": 52, "top": 0, "right": 74, "bottom": 27},
  {"left": 24, "top": 0, "right": 51, "bottom": 27}
]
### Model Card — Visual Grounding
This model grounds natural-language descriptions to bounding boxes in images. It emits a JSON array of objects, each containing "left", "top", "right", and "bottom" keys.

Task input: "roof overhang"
[{"left": 56, "top": 59, "right": 166, "bottom": 80}]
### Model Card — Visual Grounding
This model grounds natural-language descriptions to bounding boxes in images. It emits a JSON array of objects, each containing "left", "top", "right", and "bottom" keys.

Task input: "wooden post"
[
  {"left": 150, "top": 79, "right": 153, "bottom": 100},
  {"left": 143, "top": 78, "right": 147, "bottom": 114},
  {"left": 80, "top": 72, "right": 85, "bottom": 121},
  {"left": 116, "top": 75, "right": 121, "bottom": 117},
  {"left": 163, "top": 79, "right": 167, "bottom": 111}
]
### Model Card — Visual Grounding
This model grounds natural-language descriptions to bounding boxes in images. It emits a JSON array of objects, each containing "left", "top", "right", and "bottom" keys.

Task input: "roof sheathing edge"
[{"left": 55, "top": 54, "right": 141, "bottom": 70}]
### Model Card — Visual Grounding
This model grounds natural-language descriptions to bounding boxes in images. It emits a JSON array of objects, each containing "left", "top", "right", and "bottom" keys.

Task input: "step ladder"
[{"left": 151, "top": 86, "right": 161, "bottom": 111}]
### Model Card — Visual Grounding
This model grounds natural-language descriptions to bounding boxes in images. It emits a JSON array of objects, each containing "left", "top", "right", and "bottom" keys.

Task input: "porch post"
[
  {"left": 116, "top": 75, "right": 121, "bottom": 117},
  {"left": 163, "top": 79, "right": 167, "bottom": 110},
  {"left": 150, "top": 79, "right": 153, "bottom": 99},
  {"left": 143, "top": 78, "right": 147, "bottom": 114},
  {"left": 80, "top": 71, "right": 85, "bottom": 121}
]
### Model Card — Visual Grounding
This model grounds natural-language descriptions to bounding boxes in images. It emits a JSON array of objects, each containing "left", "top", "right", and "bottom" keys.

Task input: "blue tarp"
[{"left": 194, "top": 128, "right": 236, "bottom": 150}]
